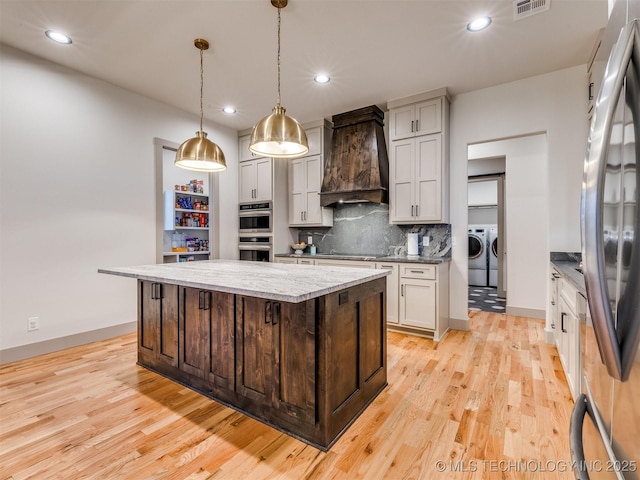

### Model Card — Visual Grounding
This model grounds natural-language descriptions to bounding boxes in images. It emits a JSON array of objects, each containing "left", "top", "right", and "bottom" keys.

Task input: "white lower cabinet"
[
  {"left": 274, "top": 257, "right": 449, "bottom": 340},
  {"left": 556, "top": 278, "right": 581, "bottom": 400},
  {"left": 376, "top": 263, "right": 399, "bottom": 325},
  {"left": 274, "top": 257, "right": 299, "bottom": 264},
  {"left": 400, "top": 278, "right": 436, "bottom": 330}
]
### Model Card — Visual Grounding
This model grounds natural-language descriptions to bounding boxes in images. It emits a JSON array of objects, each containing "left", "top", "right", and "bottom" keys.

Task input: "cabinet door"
[
  {"left": 389, "top": 105, "right": 415, "bottom": 141},
  {"left": 289, "top": 158, "right": 306, "bottom": 225},
  {"left": 236, "top": 296, "right": 315, "bottom": 421},
  {"left": 238, "top": 135, "right": 252, "bottom": 162},
  {"left": 138, "top": 281, "right": 179, "bottom": 368},
  {"left": 389, "top": 139, "right": 415, "bottom": 223},
  {"left": 304, "top": 156, "right": 323, "bottom": 224},
  {"left": 377, "top": 263, "right": 399, "bottom": 324},
  {"left": 414, "top": 135, "right": 441, "bottom": 222},
  {"left": 399, "top": 278, "right": 436, "bottom": 330},
  {"left": 305, "top": 126, "right": 323, "bottom": 156},
  {"left": 254, "top": 158, "right": 273, "bottom": 202},
  {"left": 236, "top": 296, "right": 278, "bottom": 404},
  {"left": 239, "top": 161, "right": 256, "bottom": 203},
  {"left": 179, "top": 287, "right": 211, "bottom": 379},
  {"left": 206, "top": 291, "right": 235, "bottom": 390},
  {"left": 415, "top": 99, "right": 442, "bottom": 135}
]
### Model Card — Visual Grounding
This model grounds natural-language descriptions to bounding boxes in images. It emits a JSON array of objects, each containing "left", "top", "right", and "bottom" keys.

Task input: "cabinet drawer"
[
  {"left": 559, "top": 278, "right": 577, "bottom": 314},
  {"left": 400, "top": 264, "right": 436, "bottom": 280}
]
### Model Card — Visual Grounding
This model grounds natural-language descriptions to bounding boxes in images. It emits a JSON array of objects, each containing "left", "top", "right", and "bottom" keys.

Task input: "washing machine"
[
  {"left": 488, "top": 225, "right": 499, "bottom": 287},
  {"left": 468, "top": 225, "right": 488, "bottom": 286}
]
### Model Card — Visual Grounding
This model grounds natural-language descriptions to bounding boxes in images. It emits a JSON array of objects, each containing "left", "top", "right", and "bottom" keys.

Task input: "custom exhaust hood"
[{"left": 320, "top": 105, "right": 389, "bottom": 207}]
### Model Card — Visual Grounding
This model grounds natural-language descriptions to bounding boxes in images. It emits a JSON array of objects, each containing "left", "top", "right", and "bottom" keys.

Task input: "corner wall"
[{"left": 449, "top": 65, "right": 588, "bottom": 326}]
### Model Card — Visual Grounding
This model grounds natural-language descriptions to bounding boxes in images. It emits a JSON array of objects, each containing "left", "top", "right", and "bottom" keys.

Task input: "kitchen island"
[{"left": 99, "top": 260, "right": 389, "bottom": 451}]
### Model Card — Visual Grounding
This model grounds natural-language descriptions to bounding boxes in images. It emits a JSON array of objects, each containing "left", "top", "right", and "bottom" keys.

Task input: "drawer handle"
[
  {"left": 410, "top": 270, "right": 425, "bottom": 274},
  {"left": 264, "top": 301, "right": 272, "bottom": 324}
]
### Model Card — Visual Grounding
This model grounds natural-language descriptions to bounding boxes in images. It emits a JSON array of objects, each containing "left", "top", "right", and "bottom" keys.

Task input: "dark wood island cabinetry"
[{"left": 101, "top": 261, "right": 389, "bottom": 450}]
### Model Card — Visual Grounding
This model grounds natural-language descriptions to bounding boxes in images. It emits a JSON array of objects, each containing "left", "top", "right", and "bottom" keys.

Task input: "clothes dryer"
[{"left": 468, "top": 225, "right": 488, "bottom": 286}]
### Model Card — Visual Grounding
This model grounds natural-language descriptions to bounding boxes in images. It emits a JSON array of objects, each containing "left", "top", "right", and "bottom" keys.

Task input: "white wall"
[
  {"left": 449, "top": 65, "right": 588, "bottom": 326},
  {"left": 0, "top": 46, "right": 238, "bottom": 355}
]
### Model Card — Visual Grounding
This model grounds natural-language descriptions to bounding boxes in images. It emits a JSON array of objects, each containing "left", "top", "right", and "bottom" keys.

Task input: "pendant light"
[
  {"left": 175, "top": 38, "right": 227, "bottom": 172},
  {"left": 249, "top": 0, "right": 308, "bottom": 159}
]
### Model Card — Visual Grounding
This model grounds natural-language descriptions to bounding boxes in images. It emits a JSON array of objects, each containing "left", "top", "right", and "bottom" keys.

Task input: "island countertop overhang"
[{"left": 99, "top": 259, "right": 390, "bottom": 303}]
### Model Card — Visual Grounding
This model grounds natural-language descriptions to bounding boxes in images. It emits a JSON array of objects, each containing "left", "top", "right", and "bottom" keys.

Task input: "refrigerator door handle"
[
  {"left": 569, "top": 393, "right": 590, "bottom": 480},
  {"left": 582, "top": 20, "right": 640, "bottom": 381}
]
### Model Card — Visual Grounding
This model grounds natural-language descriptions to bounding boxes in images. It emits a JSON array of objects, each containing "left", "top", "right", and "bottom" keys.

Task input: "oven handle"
[
  {"left": 238, "top": 244, "right": 272, "bottom": 251},
  {"left": 239, "top": 210, "right": 272, "bottom": 217}
]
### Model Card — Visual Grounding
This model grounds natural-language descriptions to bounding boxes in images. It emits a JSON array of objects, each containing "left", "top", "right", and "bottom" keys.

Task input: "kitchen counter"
[
  {"left": 550, "top": 253, "right": 585, "bottom": 297},
  {"left": 98, "top": 259, "right": 388, "bottom": 451},
  {"left": 275, "top": 253, "right": 451, "bottom": 264},
  {"left": 99, "top": 259, "right": 389, "bottom": 303}
]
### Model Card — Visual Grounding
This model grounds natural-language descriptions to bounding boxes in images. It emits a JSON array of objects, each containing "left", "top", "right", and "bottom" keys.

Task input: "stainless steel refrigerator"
[{"left": 576, "top": 0, "right": 640, "bottom": 478}]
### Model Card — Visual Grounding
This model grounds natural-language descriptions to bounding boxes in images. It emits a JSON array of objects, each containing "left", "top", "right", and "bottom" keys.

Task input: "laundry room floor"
[{"left": 468, "top": 286, "right": 506, "bottom": 312}]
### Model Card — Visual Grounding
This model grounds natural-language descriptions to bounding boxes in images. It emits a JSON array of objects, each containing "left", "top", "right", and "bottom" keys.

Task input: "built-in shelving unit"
[{"left": 163, "top": 189, "right": 211, "bottom": 263}]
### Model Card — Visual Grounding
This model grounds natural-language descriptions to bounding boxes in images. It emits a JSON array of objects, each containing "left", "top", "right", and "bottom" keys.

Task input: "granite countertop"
[
  {"left": 274, "top": 253, "right": 451, "bottom": 264},
  {"left": 550, "top": 252, "right": 585, "bottom": 297},
  {"left": 99, "top": 260, "right": 390, "bottom": 304}
]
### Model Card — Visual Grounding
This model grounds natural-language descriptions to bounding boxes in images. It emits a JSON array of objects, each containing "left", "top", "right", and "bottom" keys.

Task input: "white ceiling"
[{"left": 0, "top": 0, "right": 608, "bottom": 132}]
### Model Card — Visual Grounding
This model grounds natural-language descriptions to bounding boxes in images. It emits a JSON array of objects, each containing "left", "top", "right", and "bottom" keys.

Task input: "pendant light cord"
[
  {"left": 277, "top": 5, "right": 281, "bottom": 106},
  {"left": 199, "top": 46, "right": 204, "bottom": 132}
]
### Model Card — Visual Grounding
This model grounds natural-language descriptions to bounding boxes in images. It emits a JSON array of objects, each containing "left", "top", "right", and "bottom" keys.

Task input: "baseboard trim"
[
  {"left": 544, "top": 328, "right": 556, "bottom": 345},
  {"left": 505, "top": 306, "right": 546, "bottom": 319},
  {"left": 0, "top": 322, "right": 136, "bottom": 364},
  {"left": 449, "top": 317, "right": 470, "bottom": 331}
]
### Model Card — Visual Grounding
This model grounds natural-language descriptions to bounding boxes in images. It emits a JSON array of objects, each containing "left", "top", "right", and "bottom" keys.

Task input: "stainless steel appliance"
[
  {"left": 238, "top": 235, "right": 272, "bottom": 262},
  {"left": 239, "top": 201, "right": 272, "bottom": 233},
  {"left": 573, "top": 1, "right": 640, "bottom": 477}
]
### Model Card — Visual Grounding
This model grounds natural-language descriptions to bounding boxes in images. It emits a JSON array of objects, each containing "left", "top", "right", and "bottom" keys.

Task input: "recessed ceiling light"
[
  {"left": 222, "top": 106, "right": 236, "bottom": 114},
  {"left": 314, "top": 74, "right": 331, "bottom": 85},
  {"left": 467, "top": 16, "right": 492, "bottom": 32},
  {"left": 45, "top": 30, "right": 73, "bottom": 44}
]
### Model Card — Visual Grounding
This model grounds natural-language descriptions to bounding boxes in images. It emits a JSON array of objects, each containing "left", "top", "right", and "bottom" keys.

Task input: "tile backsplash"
[{"left": 296, "top": 203, "right": 451, "bottom": 257}]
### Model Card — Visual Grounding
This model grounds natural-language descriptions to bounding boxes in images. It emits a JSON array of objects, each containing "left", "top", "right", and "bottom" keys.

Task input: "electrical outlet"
[
  {"left": 28, "top": 316, "right": 40, "bottom": 332},
  {"left": 452, "top": 236, "right": 457, "bottom": 246},
  {"left": 423, "top": 235, "right": 430, "bottom": 247},
  {"left": 307, "top": 236, "right": 313, "bottom": 245}
]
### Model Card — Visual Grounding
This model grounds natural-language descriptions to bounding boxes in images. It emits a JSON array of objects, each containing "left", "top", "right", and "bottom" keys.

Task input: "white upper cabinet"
[
  {"left": 388, "top": 98, "right": 442, "bottom": 141},
  {"left": 388, "top": 89, "right": 449, "bottom": 224},
  {"left": 239, "top": 157, "right": 272, "bottom": 203},
  {"left": 288, "top": 122, "right": 333, "bottom": 227},
  {"left": 238, "top": 134, "right": 265, "bottom": 162}
]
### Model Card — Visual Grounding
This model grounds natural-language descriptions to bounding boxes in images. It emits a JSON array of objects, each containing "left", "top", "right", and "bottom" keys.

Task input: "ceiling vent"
[{"left": 513, "top": 0, "right": 550, "bottom": 20}]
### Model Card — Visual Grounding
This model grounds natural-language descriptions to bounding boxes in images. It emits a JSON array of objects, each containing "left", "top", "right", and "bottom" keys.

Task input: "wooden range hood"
[{"left": 320, "top": 105, "right": 389, "bottom": 207}]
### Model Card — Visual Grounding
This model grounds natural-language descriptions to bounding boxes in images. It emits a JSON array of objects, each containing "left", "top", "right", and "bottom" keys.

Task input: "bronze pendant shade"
[
  {"left": 175, "top": 39, "right": 226, "bottom": 172},
  {"left": 249, "top": 0, "right": 308, "bottom": 159}
]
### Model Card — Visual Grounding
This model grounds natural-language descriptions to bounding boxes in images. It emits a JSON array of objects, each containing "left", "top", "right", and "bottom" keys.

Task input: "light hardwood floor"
[{"left": 0, "top": 311, "right": 575, "bottom": 479}]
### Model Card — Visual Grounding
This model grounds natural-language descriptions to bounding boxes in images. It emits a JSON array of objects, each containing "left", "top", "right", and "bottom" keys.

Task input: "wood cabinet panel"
[
  {"left": 137, "top": 277, "right": 386, "bottom": 451},
  {"left": 138, "top": 281, "right": 178, "bottom": 368}
]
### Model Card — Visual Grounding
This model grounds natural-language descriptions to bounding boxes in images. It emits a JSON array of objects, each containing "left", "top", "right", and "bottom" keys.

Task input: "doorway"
[
  {"left": 467, "top": 134, "right": 549, "bottom": 319},
  {"left": 467, "top": 165, "right": 506, "bottom": 312}
]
